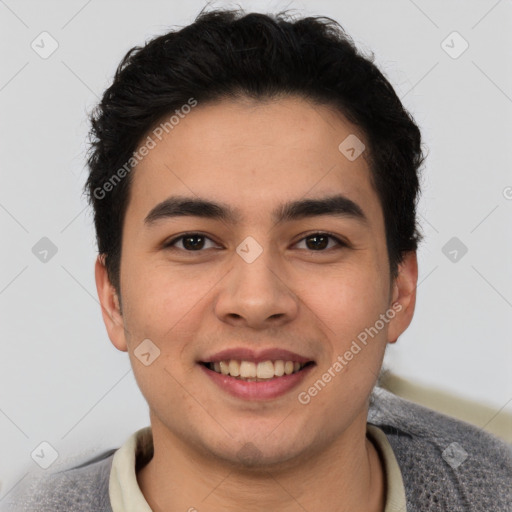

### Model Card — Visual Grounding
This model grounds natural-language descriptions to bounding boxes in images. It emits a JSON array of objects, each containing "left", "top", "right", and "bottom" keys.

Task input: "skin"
[{"left": 95, "top": 95, "right": 418, "bottom": 512}]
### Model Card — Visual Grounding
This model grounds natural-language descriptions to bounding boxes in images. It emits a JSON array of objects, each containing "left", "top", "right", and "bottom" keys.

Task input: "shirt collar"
[{"left": 109, "top": 424, "right": 407, "bottom": 512}]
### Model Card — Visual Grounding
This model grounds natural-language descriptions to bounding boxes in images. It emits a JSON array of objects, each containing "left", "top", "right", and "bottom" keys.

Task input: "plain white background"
[{"left": 1, "top": 0, "right": 511, "bottom": 500}]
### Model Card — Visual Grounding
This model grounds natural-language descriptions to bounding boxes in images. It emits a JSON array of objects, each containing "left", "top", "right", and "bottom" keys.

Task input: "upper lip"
[{"left": 200, "top": 348, "right": 314, "bottom": 364}]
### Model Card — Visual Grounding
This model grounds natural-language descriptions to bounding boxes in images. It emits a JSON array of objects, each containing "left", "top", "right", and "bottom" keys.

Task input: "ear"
[
  {"left": 387, "top": 251, "right": 418, "bottom": 344},
  {"left": 94, "top": 255, "right": 128, "bottom": 352}
]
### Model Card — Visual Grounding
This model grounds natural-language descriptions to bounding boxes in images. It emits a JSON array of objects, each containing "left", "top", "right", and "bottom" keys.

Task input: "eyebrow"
[{"left": 144, "top": 194, "right": 369, "bottom": 227}]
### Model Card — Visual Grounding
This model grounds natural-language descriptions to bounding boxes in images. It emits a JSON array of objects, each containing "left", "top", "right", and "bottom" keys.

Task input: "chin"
[{"left": 205, "top": 430, "right": 314, "bottom": 472}]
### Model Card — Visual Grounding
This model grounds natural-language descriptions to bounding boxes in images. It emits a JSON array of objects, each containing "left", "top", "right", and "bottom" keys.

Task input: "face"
[{"left": 96, "top": 96, "right": 417, "bottom": 469}]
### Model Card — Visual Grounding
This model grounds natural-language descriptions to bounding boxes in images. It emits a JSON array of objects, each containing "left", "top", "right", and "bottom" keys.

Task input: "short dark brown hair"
[{"left": 85, "top": 7, "right": 425, "bottom": 293}]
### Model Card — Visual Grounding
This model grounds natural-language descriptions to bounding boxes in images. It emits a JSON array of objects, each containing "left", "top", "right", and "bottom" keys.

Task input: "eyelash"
[{"left": 162, "top": 231, "right": 348, "bottom": 252}]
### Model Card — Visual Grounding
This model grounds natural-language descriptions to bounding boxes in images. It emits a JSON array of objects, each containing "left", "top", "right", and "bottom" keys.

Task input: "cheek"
[
  {"left": 306, "top": 268, "right": 389, "bottom": 403},
  {"left": 303, "top": 261, "right": 389, "bottom": 338},
  {"left": 120, "top": 263, "right": 224, "bottom": 377},
  {"left": 122, "top": 262, "right": 206, "bottom": 331},
  {"left": 127, "top": 349, "right": 198, "bottom": 437},
  {"left": 121, "top": 268, "right": 205, "bottom": 404}
]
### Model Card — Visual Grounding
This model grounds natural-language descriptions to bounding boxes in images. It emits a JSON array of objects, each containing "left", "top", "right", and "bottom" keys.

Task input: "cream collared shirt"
[{"left": 109, "top": 424, "right": 407, "bottom": 511}]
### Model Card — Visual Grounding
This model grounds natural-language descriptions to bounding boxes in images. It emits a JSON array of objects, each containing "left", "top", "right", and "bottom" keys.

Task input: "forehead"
[{"left": 126, "top": 96, "right": 382, "bottom": 230}]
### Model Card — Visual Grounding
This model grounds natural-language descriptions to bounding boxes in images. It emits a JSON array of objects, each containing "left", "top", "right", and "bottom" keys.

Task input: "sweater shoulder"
[
  {"left": 2, "top": 449, "right": 116, "bottom": 512},
  {"left": 368, "top": 386, "right": 512, "bottom": 511}
]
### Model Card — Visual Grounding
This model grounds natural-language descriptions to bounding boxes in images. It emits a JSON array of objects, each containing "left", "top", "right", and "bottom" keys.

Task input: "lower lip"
[{"left": 200, "top": 364, "right": 315, "bottom": 400}]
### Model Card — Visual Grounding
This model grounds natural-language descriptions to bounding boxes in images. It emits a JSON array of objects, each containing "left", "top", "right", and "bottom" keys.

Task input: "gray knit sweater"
[{"left": 3, "top": 386, "right": 511, "bottom": 511}]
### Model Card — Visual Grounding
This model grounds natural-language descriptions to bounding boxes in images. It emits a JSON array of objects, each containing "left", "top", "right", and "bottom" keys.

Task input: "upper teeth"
[{"left": 209, "top": 360, "right": 305, "bottom": 380}]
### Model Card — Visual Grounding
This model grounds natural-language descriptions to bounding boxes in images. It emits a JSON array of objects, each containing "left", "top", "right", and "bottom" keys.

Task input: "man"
[{"left": 7, "top": 7, "right": 511, "bottom": 512}]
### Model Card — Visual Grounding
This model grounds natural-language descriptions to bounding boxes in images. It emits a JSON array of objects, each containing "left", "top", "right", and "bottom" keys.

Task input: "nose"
[{"left": 213, "top": 242, "right": 299, "bottom": 330}]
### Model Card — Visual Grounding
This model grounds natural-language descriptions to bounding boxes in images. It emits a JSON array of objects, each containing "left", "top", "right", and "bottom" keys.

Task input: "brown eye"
[
  {"left": 164, "top": 233, "right": 218, "bottom": 251},
  {"left": 295, "top": 232, "right": 346, "bottom": 251}
]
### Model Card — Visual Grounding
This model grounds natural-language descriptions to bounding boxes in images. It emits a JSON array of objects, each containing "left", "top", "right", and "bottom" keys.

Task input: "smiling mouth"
[{"left": 201, "top": 359, "right": 316, "bottom": 382}]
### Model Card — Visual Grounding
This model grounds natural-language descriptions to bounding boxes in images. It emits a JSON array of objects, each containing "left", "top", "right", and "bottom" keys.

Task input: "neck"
[{"left": 137, "top": 410, "right": 385, "bottom": 512}]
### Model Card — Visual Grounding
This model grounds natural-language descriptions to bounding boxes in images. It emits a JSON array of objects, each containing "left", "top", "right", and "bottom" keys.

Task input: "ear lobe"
[
  {"left": 387, "top": 251, "right": 418, "bottom": 344},
  {"left": 94, "top": 255, "right": 128, "bottom": 352}
]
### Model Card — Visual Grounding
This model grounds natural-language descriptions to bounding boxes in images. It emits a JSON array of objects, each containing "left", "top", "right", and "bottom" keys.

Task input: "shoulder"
[
  {"left": 369, "top": 386, "right": 512, "bottom": 511},
  {"left": 2, "top": 449, "right": 116, "bottom": 512}
]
